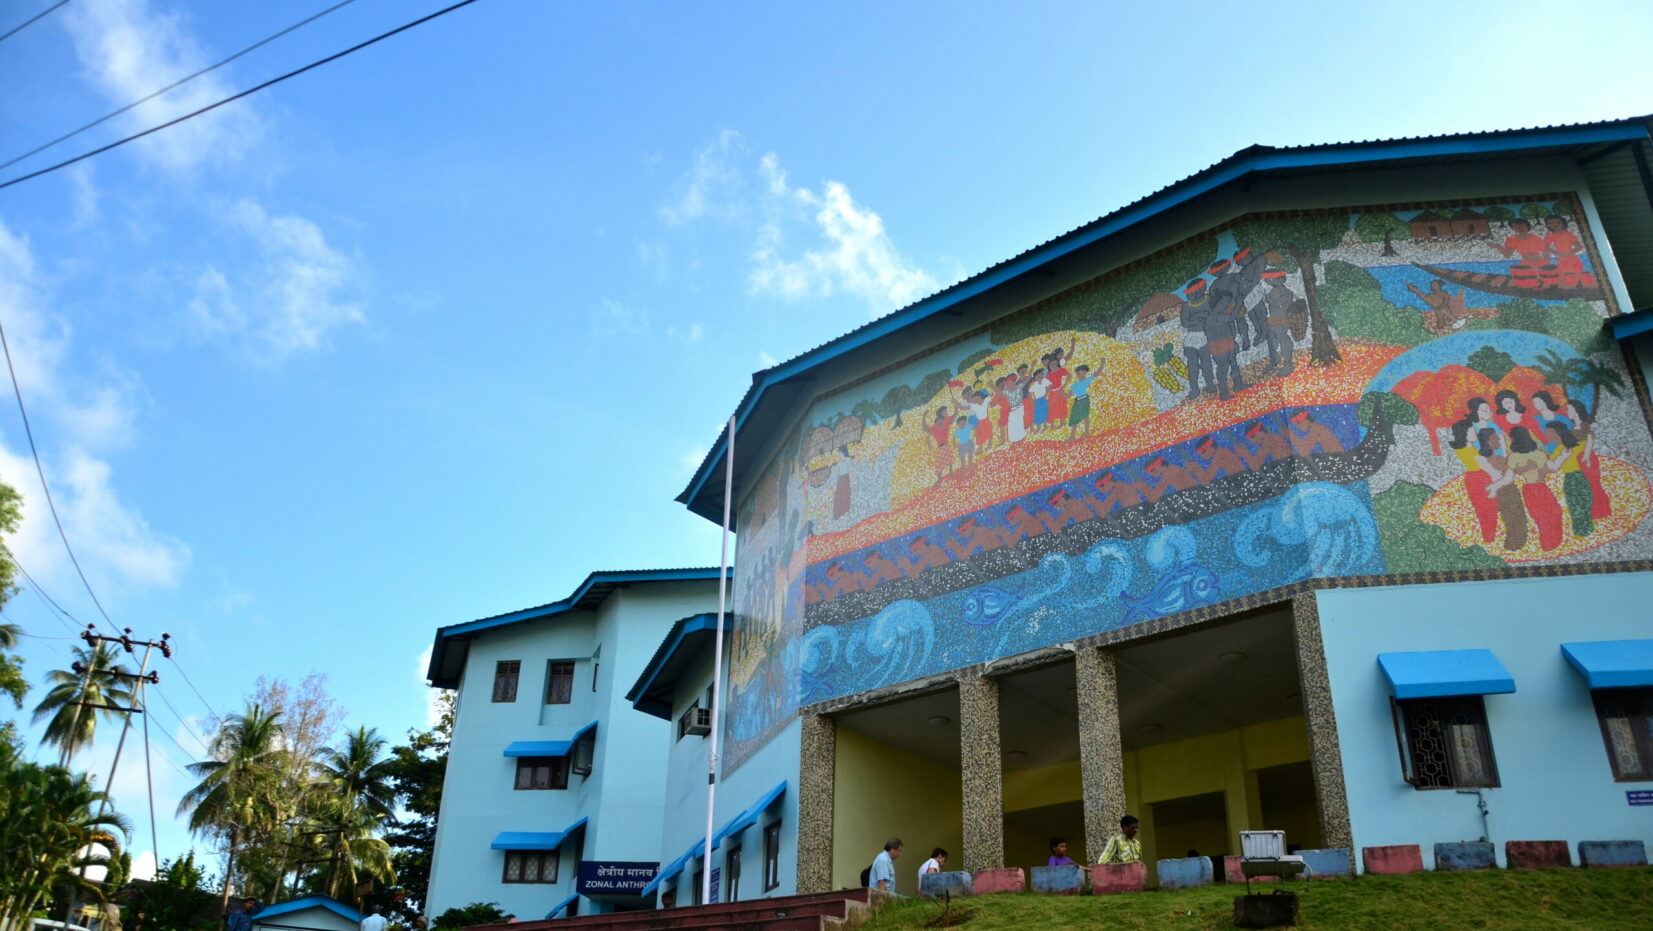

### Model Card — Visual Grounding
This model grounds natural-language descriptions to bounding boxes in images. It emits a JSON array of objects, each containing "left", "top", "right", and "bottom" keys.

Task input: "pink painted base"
[
  {"left": 970, "top": 867, "right": 1025, "bottom": 894},
  {"left": 1505, "top": 841, "right": 1570, "bottom": 870},
  {"left": 1363, "top": 844, "right": 1424, "bottom": 875},
  {"left": 1090, "top": 861, "right": 1146, "bottom": 895},
  {"left": 1221, "top": 855, "right": 1275, "bottom": 884}
]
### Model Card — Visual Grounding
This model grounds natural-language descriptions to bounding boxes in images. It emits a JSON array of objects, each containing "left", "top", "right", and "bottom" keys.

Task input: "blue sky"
[{"left": 0, "top": 0, "right": 1649, "bottom": 879}]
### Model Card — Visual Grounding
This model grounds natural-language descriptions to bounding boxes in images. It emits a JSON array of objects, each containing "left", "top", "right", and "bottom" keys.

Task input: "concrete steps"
[{"left": 471, "top": 888, "right": 878, "bottom": 931}]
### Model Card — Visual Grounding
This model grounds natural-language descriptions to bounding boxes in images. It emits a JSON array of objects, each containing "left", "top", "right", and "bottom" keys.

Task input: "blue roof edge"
[
  {"left": 626, "top": 613, "right": 721, "bottom": 718},
  {"left": 252, "top": 895, "right": 360, "bottom": 923},
  {"left": 426, "top": 568, "right": 727, "bottom": 687},
  {"left": 676, "top": 118, "right": 1653, "bottom": 522}
]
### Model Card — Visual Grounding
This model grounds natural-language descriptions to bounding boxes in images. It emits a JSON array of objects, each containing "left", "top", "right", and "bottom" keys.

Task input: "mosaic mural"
[{"left": 721, "top": 193, "right": 1653, "bottom": 772}]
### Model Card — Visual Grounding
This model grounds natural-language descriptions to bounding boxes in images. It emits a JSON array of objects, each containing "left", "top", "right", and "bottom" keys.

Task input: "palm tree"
[
  {"left": 0, "top": 622, "right": 17, "bottom": 649},
  {"left": 178, "top": 703, "right": 285, "bottom": 914},
  {"left": 32, "top": 644, "right": 134, "bottom": 765},
  {"left": 0, "top": 740, "right": 130, "bottom": 930},
  {"left": 1571, "top": 358, "right": 1626, "bottom": 418},
  {"left": 312, "top": 727, "right": 397, "bottom": 901}
]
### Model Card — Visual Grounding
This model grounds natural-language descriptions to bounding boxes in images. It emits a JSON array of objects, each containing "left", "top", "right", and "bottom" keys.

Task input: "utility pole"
[{"left": 62, "top": 628, "right": 170, "bottom": 929}]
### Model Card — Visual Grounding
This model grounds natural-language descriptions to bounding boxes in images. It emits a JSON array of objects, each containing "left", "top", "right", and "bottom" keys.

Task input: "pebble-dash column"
[
  {"left": 796, "top": 713, "right": 835, "bottom": 893},
  {"left": 957, "top": 675, "right": 1005, "bottom": 871},
  {"left": 1075, "top": 647, "right": 1127, "bottom": 864}
]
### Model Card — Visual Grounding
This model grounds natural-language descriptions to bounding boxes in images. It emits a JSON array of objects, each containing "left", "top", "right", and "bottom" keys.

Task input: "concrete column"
[
  {"left": 1075, "top": 647, "right": 1127, "bottom": 865},
  {"left": 957, "top": 675, "right": 1005, "bottom": 871},
  {"left": 1291, "top": 592, "right": 1354, "bottom": 851},
  {"left": 796, "top": 713, "right": 835, "bottom": 894}
]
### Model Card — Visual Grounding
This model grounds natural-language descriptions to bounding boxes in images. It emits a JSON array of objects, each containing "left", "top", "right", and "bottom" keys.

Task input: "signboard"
[
  {"left": 1628, "top": 790, "right": 1653, "bottom": 806},
  {"left": 576, "top": 860, "right": 658, "bottom": 896}
]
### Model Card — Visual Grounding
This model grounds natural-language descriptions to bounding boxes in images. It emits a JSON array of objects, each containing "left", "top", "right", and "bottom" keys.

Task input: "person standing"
[
  {"left": 1066, "top": 364, "right": 1096, "bottom": 440},
  {"left": 226, "top": 899, "right": 257, "bottom": 931},
  {"left": 1096, "top": 815, "right": 1143, "bottom": 865},
  {"left": 1568, "top": 399, "right": 1613, "bottom": 518},
  {"left": 360, "top": 905, "right": 389, "bottom": 931},
  {"left": 1179, "top": 280, "right": 1215, "bottom": 401},
  {"left": 870, "top": 838, "right": 903, "bottom": 893}
]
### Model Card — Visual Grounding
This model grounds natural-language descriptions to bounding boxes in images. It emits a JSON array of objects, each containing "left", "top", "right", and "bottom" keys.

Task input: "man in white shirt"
[
  {"left": 918, "top": 847, "right": 948, "bottom": 887},
  {"left": 869, "top": 837, "right": 902, "bottom": 893},
  {"left": 360, "top": 905, "right": 388, "bottom": 931}
]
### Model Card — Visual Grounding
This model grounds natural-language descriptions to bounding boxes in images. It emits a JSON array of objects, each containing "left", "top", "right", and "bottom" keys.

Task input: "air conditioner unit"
[
  {"left": 680, "top": 705, "right": 712, "bottom": 738},
  {"left": 571, "top": 736, "right": 594, "bottom": 777}
]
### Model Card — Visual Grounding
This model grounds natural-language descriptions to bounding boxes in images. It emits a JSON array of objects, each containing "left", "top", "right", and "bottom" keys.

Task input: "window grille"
[
  {"left": 1592, "top": 687, "right": 1653, "bottom": 781},
  {"left": 1391, "top": 696, "right": 1499, "bottom": 788},
  {"left": 546, "top": 661, "right": 576, "bottom": 705},
  {"left": 492, "top": 661, "right": 520, "bottom": 703}
]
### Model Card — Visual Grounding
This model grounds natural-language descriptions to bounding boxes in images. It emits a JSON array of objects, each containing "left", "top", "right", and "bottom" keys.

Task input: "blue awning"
[
  {"left": 639, "top": 839, "right": 708, "bottom": 899},
  {"left": 1378, "top": 650, "right": 1516, "bottom": 699},
  {"left": 503, "top": 721, "right": 599, "bottom": 758},
  {"left": 545, "top": 893, "right": 579, "bottom": 919},
  {"left": 504, "top": 740, "right": 571, "bottom": 758},
  {"left": 713, "top": 781, "right": 787, "bottom": 847},
  {"left": 491, "top": 817, "right": 587, "bottom": 852},
  {"left": 491, "top": 831, "right": 564, "bottom": 851},
  {"left": 1610, "top": 309, "right": 1653, "bottom": 341},
  {"left": 1563, "top": 640, "right": 1653, "bottom": 689}
]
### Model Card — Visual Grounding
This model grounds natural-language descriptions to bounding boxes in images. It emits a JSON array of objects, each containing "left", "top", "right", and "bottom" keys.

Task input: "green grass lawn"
[{"left": 862, "top": 868, "right": 1653, "bottom": 930}]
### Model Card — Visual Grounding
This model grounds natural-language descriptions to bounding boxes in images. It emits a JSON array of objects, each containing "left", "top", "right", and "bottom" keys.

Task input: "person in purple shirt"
[{"left": 1048, "top": 836, "right": 1076, "bottom": 867}]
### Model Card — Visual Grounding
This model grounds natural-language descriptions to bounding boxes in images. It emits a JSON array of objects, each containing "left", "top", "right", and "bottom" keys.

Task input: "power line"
[
  {"left": 166, "top": 654, "right": 222, "bottom": 721},
  {"left": 149, "top": 681, "right": 213, "bottom": 755},
  {"left": 1, "top": 542, "right": 83, "bottom": 634},
  {"left": 1, "top": 0, "right": 361, "bottom": 172},
  {"left": 0, "top": 0, "right": 486, "bottom": 192},
  {"left": 0, "top": 1, "right": 71, "bottom": 46},
  {"left": 0, "top": 317, "right": 119, "bottom": 633}
]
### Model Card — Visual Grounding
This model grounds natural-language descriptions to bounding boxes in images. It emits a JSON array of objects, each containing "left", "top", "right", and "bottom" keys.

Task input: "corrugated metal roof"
[
  {"left": 678, "top": 115, "right": 1653, "bottom": 522},
  {"left": 425, "top": 567, "right": 727, "bottom": 687}
]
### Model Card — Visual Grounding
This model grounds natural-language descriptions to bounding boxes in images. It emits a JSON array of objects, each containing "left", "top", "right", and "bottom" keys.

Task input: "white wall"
[
  {"left": 1318, "top": 574, "right": 1653, "bottom": 868},
  {"left": 253, "top": 907, "right": 356, "bottom": 931},
  {"left": 652, "top": 645, "right": 802, "bottom": 907},
  {"left": 427, "top": 579, "right": 718, "bottom": 919}
]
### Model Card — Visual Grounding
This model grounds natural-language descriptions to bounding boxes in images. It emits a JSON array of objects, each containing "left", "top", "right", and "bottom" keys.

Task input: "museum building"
[
  {"left": 428, "top": 116, "right": 1653, "bottom": 919},
  {"left": 673, "top": 115, "right": 1653, "bottom": 897}
]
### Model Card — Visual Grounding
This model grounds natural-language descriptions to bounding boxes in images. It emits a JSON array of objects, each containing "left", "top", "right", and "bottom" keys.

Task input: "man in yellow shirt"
[{"left": 1097, "top": 814, "right": 1143, "bottom": 865}]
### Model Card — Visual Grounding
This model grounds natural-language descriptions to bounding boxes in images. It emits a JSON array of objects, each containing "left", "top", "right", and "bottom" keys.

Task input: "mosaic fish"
[
  {"left": 960, "top": 585, "right": 1019, "bottom": 626},
  {"left": 1122, "top": 564, "right": 1220, "bottom": 622}
]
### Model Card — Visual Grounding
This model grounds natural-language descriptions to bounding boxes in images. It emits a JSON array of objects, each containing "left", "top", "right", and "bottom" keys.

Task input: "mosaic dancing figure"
[
  {"left": 1179, "top": 279, "right": 1216, "bottom": 400},
  {"left": 1260, "top": 272, "right": 1298, "bottom": 374},
  {"left": 1494, "top": 217, "right": 1549, "bottom": 289},
  {"left": 1568, "top": 398, "right": 1613, "bottom": 518}
]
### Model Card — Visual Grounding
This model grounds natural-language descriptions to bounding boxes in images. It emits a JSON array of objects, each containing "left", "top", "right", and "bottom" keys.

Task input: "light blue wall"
[
  {"left": 1318, "top": 574, "right": 1653, "bottom": 869},
  {"left": 427, "top": 579, "right": 718, "bottom": 919},
  {"left": 652, "top": 642, "right": 801, "bottom": 907}
]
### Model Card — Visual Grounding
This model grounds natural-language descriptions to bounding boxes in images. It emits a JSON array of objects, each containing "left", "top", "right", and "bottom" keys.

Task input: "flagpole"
[{"left": 703, "top": 415, "right": 734, "bottom": 906}]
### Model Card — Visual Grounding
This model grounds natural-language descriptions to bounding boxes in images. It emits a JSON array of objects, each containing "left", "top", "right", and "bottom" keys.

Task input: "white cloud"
[
  {"left": 69, "top": 165, "right": 100, "bottom": 228},
  {"left": 183, "top": 200, "right": 366, "bottom": 361},
  {"left": 749, "top": 154, "right": 938, "bottom": 315},
  {"left": 591, "top": 298, "right": 650, "bottom": 338},
  {"left": 666, "top": 322, "right": 704, "bottom": 341},
  {"left": 758, "top": 351, "right": 778, "bottom": 368},
  {"left": 680, "top": 446, "right": 706, "bottom": 472},
  {"left": 0, "top": 219, "right": 189, "bottom": 594},
  {"left": 62, "top": 0, "right": 261, "bottom": 171},
  {"left": 659, "top": 130, "right": 746, "bottom": 226}
]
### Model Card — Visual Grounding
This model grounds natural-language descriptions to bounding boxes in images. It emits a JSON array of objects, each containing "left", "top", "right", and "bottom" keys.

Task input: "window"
[
  {"left": 513, "top": 756, "right": 569, "bottom": 790},
  {"left": 690, "top": 870, "right": 703, "bottom": 906},
  {"left": 592, "top": 661, "right": 600, "bottom": 692},
  {"left": 1592, "top": 687, "right": 1653, "bottom": 781},
  {"left": 725, "top": 845, "right": 742, "bottom": 902},
  {"left": 492, "top": 661, "right": 520, "bottom": 702},
  {"left": 1392, "top": 696, "right": 1499, "bottom": 788},
  {"left": 503, "top": 850, "right": 558, "bottom": 884},
  {"left": 546, "top": 661, "right": 576, "bottom": 705},
  {"left": 762, "top": 821, "right": 781, "bottom": 891}
]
